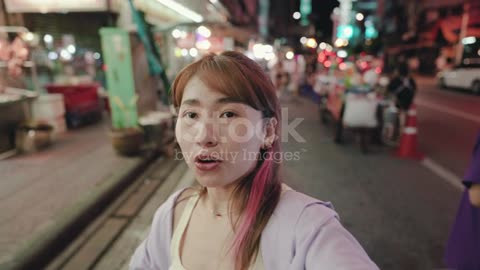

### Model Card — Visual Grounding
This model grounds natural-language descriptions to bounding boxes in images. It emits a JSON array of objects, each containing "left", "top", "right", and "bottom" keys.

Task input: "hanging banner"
[{"left": 100, "top": 28, "right": 138, "bottom": 129}]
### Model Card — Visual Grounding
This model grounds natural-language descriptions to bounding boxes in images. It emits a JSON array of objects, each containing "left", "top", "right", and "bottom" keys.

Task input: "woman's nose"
[{"left": 194, "top": 121, "right": 219, "bottom": 147}]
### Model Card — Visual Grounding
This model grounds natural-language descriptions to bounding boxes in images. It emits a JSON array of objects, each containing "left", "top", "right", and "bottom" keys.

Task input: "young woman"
[
  {"left": 445, "top": 132, "right": 480, "bottom": 270},
  {"left": 130, "top": 51, "right": 378, "bottom": 270}
]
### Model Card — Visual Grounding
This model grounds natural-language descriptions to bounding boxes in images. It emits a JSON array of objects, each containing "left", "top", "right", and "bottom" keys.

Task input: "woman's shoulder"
[
  {"left": 260, "top": 187, "right": 342, "bottom": 268},
  {"left": 279, "top": 186, "right": 337, "bottom": 215},
  {"left": 268, "top": 187, "right": 339, "bottom": 231},
  {"left": 130, "top": 188, "right": 191, "bottom": 269},
  {"left": 152, "top": 187, "right": 198, "bottom": 225}
]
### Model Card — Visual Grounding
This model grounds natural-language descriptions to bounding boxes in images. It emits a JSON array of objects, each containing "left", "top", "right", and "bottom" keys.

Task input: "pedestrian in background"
[
  {"left": 445, "top": 132, "right": 480, "bottom": 270},
  {"left": 272, "top": 60, "right": 290, "bottom": 99},
  {"left": 130, "top": 51, "right": 378, "bottom": 270},
  {"left": 387, "top": 63, "right": 417, "bottom": 134}
]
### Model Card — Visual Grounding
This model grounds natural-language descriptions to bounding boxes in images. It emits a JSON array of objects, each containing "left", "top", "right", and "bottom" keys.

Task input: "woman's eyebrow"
[
  {"left": 181, "top": 97, "right": 246, "bottom": 107},
  {"left": 216, "top": 97, "right": 246, "bottom": 105},
  {"left": 181, "top": 99, "right": 200, "bottom": 106}
]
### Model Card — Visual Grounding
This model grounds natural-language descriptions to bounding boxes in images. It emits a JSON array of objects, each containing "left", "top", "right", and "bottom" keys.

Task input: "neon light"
[{"left": 156, "top": 0, "right": 203, "bottom": 23}]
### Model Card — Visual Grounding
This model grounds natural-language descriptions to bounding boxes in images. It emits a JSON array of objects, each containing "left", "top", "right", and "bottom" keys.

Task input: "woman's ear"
[{"left": 262, "top": 118, "right": 278, "bottom": 149}]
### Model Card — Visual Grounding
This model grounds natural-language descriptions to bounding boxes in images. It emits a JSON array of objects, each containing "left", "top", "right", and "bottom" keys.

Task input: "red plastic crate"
[
  {"left": 45, "top": 84, "right": 100, "bottom": 113},
  {"left": 45, "top": 84, "right": 102, "bottom": 127}
]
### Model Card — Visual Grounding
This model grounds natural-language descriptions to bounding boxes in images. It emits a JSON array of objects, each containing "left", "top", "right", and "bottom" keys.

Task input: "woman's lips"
[{"left": 194, "top": 160, "right": 222, "bottom": 171}]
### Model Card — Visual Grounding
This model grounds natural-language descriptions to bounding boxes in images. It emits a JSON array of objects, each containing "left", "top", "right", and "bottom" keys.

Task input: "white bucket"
[{"left": 32, "top": 94, "right": 65, "bottom": 120}]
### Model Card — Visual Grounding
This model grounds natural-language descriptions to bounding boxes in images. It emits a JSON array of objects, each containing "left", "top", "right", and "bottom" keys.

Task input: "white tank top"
[{"left": 169, "top": 193, "right": 265, "bottom": 270}]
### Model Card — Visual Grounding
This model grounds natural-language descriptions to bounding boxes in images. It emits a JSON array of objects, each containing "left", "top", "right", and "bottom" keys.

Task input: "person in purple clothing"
[
  {"left": 130, "top": 51, "right": 378, "bottom": 270},
  {"left": 445, "top": 132, "right": 480, "bottom": 270}
]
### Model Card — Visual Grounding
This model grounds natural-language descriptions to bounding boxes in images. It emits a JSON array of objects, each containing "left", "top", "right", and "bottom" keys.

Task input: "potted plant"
[{"left": 109, "top": 95, "right": 144, "bottom": 156}]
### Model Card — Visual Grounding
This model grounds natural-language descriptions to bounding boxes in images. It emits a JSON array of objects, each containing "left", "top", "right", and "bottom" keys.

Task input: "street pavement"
[
  {"left": 0, "top": 119, "right": 154, "bottom": 269},
  {"left": 57, "top": 94, "right": 466, "bottom": 270},
  {"left": 415, "top": 76, "right": 480, "bottom": 178},
  {"left": 280, "top": 96, "right": 461, "bottom": 269},
  {"left": 45, "top": 157, "right": 191, "bottom": 270}
]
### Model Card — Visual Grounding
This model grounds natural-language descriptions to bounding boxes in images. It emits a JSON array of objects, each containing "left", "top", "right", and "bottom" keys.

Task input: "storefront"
[{"left": 3, "top": 0, "right": 119, "bottom": 88}]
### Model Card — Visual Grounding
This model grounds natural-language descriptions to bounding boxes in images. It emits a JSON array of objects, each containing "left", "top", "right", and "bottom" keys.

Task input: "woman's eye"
[
  {"left": 185, "top": 112, "right": 198, "bottom": 119},
  {"left": 220, "top": 111, "right": 237, "bottom": 118}
]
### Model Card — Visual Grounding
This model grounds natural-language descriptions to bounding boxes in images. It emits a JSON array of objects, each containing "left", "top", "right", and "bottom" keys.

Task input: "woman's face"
[{"left": 175, "top": 76, "right": 266, "bottom": 188}]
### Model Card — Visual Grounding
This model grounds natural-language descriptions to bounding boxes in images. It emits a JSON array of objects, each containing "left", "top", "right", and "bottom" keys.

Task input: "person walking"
[
  {"left": 130, "top": 51, "right": 378, "bottom": 270},
  {"left": 272, "top": 60, "right": 290, "bottom": 100}
]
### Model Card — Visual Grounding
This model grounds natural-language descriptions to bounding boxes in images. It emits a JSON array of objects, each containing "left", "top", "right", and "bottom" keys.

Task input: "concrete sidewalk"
[
  {"left": 0, "top": 119, "right": 156, "bottom": 269},
  {"left": 94, "top": 165, "right": 194, "bottom": 270},
  {"left": 44, "top": 159, "right": 195, "bottom": 270}
]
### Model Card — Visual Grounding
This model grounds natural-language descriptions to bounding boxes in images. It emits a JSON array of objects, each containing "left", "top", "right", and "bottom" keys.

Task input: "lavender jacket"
[{"left": 130, "top": 188, "right": 379, "bottom": 270}]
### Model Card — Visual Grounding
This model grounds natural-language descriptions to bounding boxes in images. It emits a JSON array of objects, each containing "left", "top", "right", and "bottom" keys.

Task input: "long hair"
[{"left": 171, "top": 51, "right": 282, "bottom": 270}]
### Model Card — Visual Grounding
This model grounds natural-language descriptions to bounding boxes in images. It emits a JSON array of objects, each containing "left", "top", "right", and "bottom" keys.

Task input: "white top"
[
  {"left": 130, "top": 185, "right": 379, "bottom": 270},
  {"left": 168, "top": 192, "right": 264, "bottom": 270}
]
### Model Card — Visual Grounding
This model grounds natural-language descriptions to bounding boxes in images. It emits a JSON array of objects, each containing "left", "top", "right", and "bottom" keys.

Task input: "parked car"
[{"left": 438, "top": 60, "right": 480, "bottom": 95}]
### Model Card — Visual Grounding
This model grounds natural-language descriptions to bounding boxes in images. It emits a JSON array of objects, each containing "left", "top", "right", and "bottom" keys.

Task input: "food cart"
[{"left": 0, "top": 26, "right": 45, "bottom": 158}]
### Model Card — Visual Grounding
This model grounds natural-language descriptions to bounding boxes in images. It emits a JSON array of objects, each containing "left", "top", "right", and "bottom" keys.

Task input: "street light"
[
  {"left": 189, "top": 48, "right": 198, "bottom": 57},
  {"left": 172, "top": 29, "right": 181, "bottom": 39},
  {"left": 172, "top": 29, "right": 187, "bottom": 39},
  {"left": 286, "top": 51, "right": 294, "bottom": 60},
  {"left": 67, "top": 45, "right": 76, "bottom": 54},
  {"left": 196, "top": 26, "right": 211, "bottom": 38},
  {"left": 306, "top": 38, "right": 317, "bottom": 48},
  {"left": 60, "top": 49, "right": 72, "bottom": 61},
  {"left": 335, "top": 38, "right": 344, "bottom": 47},
  {"left": 337, "top": 50, "right": 347, "bottom": 58},
  {"left": 48, "top": 52, "right": 58, "bottom": 60},
  {"left": 43, "top": 34, "right": 53, "bottom": 44},
  {"left": 293, "top": 12, "right": 301, "bottom": 20},
  {"left": 355, "top": 13, "right": 364, "bottom": 21}
]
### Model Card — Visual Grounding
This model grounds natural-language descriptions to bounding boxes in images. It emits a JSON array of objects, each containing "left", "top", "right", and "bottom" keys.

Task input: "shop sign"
[{"left": 4, "top": 0, "right": 108, "bottom": 13}]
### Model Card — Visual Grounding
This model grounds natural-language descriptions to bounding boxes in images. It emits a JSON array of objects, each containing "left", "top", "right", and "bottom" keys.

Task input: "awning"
[{"left": 134, "top": 0, "right": 228, "bottom": 30}]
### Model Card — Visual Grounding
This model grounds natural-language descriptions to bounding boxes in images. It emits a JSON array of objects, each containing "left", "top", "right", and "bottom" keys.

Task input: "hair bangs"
[{"left": 172, "top": 53, "right": 266, "bottom": 114}]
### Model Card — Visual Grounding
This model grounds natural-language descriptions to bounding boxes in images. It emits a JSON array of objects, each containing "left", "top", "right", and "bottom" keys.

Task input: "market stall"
[{"left": 0, "top": 26, "right": 65, "bottom": 157}]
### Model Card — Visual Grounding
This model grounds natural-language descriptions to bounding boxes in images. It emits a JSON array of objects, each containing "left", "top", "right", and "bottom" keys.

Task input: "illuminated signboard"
[{"left": 4, "top": 0, "right": 108, "bottom": 13}]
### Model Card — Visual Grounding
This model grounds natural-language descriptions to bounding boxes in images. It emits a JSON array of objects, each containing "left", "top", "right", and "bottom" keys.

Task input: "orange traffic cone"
[{"left": 395, "top": 104, "right": 424, "bottom": 160}]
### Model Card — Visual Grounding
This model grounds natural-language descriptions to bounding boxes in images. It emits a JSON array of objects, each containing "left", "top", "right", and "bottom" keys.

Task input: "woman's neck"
[{"left": 202, "top": 184, "right": 238, "bottom": 217}]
